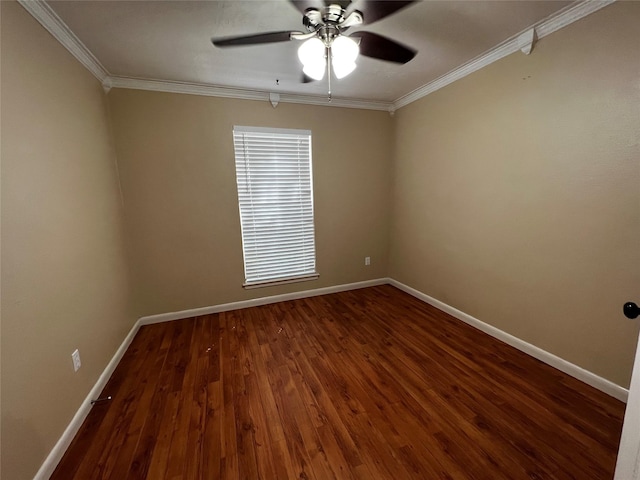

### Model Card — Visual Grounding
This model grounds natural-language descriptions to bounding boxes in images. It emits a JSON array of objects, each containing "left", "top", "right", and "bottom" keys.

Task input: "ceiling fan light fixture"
[
  {"left": 298, "top": 37, "right": 326, "bottom": 80},
  {"left": 330, "top": 35, "right": 359, "bottom": 79}
]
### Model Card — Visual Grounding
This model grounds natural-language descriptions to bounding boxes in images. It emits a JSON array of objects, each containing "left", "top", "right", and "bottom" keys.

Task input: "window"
[{"left": 232, "top": 126, "right": 318, "bottom": 288}]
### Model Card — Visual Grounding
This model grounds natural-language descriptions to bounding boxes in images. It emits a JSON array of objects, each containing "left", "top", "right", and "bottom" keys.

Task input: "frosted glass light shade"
[
  {"left": 332, "top": 60, "right": 356, "bottom": 79},
  {"left": 298, "top": 38, "right": 326, "bottom": 80},
  {"left": 303, "top": 62, "right": 326, "bottom": 81},
  {"left": 331, "top": 36, "right": 359, "bottom": 79}
]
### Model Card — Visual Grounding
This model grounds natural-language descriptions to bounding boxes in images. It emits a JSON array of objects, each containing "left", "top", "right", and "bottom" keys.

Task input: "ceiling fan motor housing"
[
  {"left": 323, "top": 4, "right": 347, "bottom": 24},
  {"left": 303, "top": 4, "right": 363, "bottom": 41}
]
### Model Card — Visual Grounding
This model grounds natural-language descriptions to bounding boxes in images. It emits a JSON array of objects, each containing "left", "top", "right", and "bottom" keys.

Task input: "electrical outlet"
[
  {"left": 72, "top": 349, "right": 81, "bottom": 372},
  {"left": 365, "top": 256, "right": 371, "bottom": 266}
]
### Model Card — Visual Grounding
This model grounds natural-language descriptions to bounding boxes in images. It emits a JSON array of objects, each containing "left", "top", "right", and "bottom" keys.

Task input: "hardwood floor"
[{"left": 51, "top": 285, "right": 625, "bottom": 479}]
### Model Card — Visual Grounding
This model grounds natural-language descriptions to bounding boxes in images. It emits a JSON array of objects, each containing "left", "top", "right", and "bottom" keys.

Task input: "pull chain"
[{"left": 327, "top": 46, "right": 332, "bottom": 102}]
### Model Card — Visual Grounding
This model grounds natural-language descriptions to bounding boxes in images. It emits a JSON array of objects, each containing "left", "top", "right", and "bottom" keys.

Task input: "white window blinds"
[{"left": 233, "top": 126, "right": 318, "bottom": 287}]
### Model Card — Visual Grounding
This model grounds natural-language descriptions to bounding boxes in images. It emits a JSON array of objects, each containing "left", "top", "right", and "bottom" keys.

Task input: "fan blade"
[
  {"left": 351, "top": 31, "right": 416, "bottom": 64},
  {"left": 302, "top": 73, "right": 316, "bottom": 83},
  {"left": 289, "top": 0, "right": 326, "bottom": 15},
  {"left": 212, "top": 31, "right": 294, "bottom": 47},
  {"left": 357, "top": 0, "right": 415, "bottom": 25}
]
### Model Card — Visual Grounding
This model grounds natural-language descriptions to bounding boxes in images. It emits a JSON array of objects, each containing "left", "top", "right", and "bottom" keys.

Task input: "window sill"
[{"left": 243, "top": 273, "right": 319, "bottom": 289}]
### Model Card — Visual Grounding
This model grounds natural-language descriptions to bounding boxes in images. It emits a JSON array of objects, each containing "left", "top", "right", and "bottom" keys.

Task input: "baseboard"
[
  {"left": 35, "top": 277, "right": 389, "bottom": 478},
  {"left": 36, "top": 276, "right": 627, "bottom": 478},
  {"left": 139, "top": 278, "right": 389, "bottom": 325},
  {"left": 388, "top": 279, "right": 629, "bottom": 403},
  {"left": 35, "top": 277, "right": 388, "bottom": 478},
  {"left": 33, "top": 319, "right": 143, "bottom": 480}
]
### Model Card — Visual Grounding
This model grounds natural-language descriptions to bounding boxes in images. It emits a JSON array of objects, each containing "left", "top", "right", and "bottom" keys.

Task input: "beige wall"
[
  {"left": 390, "top": 1, "right": 640, "bottom": 387},
  {"left": 2, "top": 1, "right": 640, "bottom": 478},
  {"left": 108, "top": 90, "right": 393, "bottom": 317},
  {"left": 1, "top": 3, "right": 134, "bottom": 479}
]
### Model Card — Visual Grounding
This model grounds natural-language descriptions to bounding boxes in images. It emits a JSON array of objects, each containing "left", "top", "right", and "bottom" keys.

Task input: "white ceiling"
[{"left": 44, "top": 0, "right": 577, "bottom": 104}]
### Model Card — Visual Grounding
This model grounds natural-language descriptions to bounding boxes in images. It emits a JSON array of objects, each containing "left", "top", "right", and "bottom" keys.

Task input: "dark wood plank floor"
[{"left": 51, "top": 285, "right": 625, "bottom": 479}]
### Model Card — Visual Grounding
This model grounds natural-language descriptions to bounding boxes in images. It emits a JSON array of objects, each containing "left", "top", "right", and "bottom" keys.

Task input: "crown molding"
[
  {"left": 535, "top": 0, "right": 615, "bottom": 38},
  {"left": 17, "top": 0, "right": 389, "bottom": 113},
  {"left": 18, "top": 0, "right": 108, "bottom": 82},
  {"left": 278, "top": 91, "right": 392, "bottom": 111},
  {"left": 392, "top": 0, "right": 616, "bottom": 110},
  {"left": 20, "top": 0, "right": 613, "bottom": 112},
  {"left": 107, "top": 76, "right": 392, "bottom": 111}
]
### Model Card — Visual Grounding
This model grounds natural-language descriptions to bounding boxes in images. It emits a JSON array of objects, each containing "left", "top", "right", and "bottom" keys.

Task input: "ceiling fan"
[{"left": 211, "top": 0, "right": 417, "bottom": 97}]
